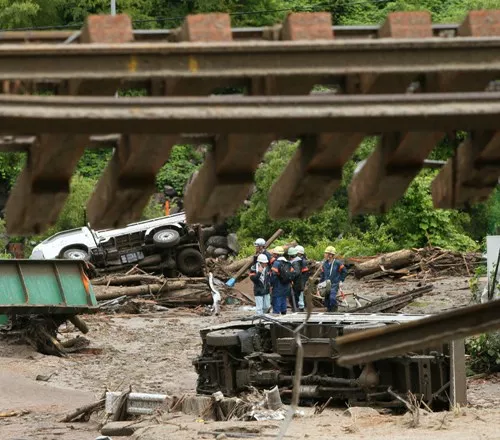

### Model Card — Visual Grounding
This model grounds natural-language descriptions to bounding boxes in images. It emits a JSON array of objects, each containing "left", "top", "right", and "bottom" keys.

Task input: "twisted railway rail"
[{"left": 1, "top": 9, "right": 500, "bottom": 355}]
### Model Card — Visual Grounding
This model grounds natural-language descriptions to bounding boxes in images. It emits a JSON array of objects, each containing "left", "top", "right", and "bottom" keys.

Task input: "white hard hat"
[
  {"left": 257, "top": 254, "right": 269, "bottom": 263},
  {"left": 254, "top": 238, "right": 266, "bottom": 246},
  {"left": 295, "top": 245, "right": 305, "bottom": 254}
]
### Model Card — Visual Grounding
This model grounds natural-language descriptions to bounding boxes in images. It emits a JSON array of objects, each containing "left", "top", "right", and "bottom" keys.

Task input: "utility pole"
[{"left": 111, "top": 0, "right": 116, "bottom": 15}]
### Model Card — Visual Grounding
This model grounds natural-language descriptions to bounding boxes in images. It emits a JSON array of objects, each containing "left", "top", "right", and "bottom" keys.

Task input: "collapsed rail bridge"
[{"left": 1, "top": 9, "right": 500, "bottom": 385}]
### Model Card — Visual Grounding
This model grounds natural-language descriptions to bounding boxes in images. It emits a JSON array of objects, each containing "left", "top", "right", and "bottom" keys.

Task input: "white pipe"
[{"left": 111, "top": 0, "right": 116, "bottom": 15}]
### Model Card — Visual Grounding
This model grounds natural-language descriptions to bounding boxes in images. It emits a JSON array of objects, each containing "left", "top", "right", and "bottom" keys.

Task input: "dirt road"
[{"left": 1, "top": 275, "right": 499, "bottom": 439}]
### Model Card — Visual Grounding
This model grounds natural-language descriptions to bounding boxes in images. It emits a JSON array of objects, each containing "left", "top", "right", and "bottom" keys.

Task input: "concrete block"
[
  {"left": 81, "top": 14, "right": 133, "bottom": 44},
  {"left": 281, "top": 12, "right": 333, "bottom": 40},
  {"left": 458, "top": 10, "right": 500, "bottom": 36},
  {"left": 180, "top": 13, "right": 232, "bottom": 42},
  {"left": 379, "top": 11, "right": 432, "bottom": 38}
]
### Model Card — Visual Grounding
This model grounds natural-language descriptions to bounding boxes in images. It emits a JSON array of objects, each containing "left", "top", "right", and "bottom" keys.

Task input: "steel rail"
[
  {"left": 0, "top": 38, "right": 499, "bottom": 80},
  {"left": 1, "top": 93, "right": 500, "bottom": 134},
  {"left": 336, "top": 299, "right": 500, "bottom": 366},
  {"left": 0, "top": 24, "right": 460, "bottom": 44},
  {"left": 0, "top": 133, "right": 214, "bottom": 152}
]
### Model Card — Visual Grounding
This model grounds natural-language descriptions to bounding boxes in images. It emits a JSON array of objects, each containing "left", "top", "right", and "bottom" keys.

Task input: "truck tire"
[
  {"left": 206, "top": 329, "right": 246, "bottom": 347},
  {"left": 342, "top": 322, "right": 386, "bottom": 335},
  {"left": 205, "top": 245, "right": 216, "bottom": 257},
  {"left": 177, "top": 248, "right": 204, "bottom": 276},
  {"left": 206, "top": 235, "right": 228, "bottom": 248},
  {"left": 226, "top": 233, "right": 240, "bottom": 254},
  {"left": 153, "top": 229, "right": 180, "bottom": 248},
  {"left": 201, "top": 226, "right": 216, "bottom": 243},
  {"left": 61, "top": 248, "right": 89, "bottom": 260},
  {"left": 213, "top": 247, "right": 229, "bottom": 257}
]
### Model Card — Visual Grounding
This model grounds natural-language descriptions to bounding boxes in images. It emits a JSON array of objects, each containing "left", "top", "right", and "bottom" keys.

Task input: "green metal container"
[{"left": 0, "top": 259, "right": 97, "bottom": 316}]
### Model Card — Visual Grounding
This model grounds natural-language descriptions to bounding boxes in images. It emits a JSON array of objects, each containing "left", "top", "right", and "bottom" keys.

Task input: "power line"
[{"left": 0, "top": 0, "right": 391, "bottom": 32}]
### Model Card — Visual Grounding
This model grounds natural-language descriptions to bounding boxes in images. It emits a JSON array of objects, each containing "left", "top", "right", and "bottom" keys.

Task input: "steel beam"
[
  {"left": 0, "top": 134, "right": 214, "bottom": 152},
  {"left": 2, "top": 93, "right": 500, "bottom": 135},
  {"left": 336, "top": 299, "right": 500, "bottom": 366},
  {"left": 0, "top": 24, "right": 461, "bottom": 45},
  {"left": 0, "top": 39, "right": 499, "bottom": 80}
]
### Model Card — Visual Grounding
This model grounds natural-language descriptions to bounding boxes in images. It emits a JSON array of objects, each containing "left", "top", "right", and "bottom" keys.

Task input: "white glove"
[{"left": 339, "top": 281, "right": 344, "bottom": 288}]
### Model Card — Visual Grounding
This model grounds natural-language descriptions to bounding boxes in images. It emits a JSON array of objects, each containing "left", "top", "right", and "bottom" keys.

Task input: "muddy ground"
[{"left": 1, "top": 275, "right": 499, "bottom": 439}]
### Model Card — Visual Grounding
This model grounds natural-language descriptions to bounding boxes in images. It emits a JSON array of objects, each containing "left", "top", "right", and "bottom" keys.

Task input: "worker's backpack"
[{"left": 278, "top": 261, "right": 295, "bottom": 284}]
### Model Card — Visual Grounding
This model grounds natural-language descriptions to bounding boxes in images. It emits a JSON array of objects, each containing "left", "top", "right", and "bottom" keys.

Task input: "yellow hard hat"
[
  {"left": 274, "top": 246, "right": 285, "bottom": 255},
  {"left": 324, "top": 246, "right": 336, "bottom": 254}
]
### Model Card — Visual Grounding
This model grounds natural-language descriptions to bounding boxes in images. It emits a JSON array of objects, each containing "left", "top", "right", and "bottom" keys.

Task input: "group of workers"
[{"left": 249, "top": 239, "right": 347, "bottom": 315}]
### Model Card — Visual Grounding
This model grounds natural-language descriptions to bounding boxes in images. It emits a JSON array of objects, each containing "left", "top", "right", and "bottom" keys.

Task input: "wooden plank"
[
  {"left": 185, "top": 134, "right": 273, "bottom": 224},
  {"left": 269, "top": 133, "right": 363, "bottom": 218},
  {"left": 432, "top": 131, "right": 500, "bottom": 208},
  {"left": 269, "top": 12, "right": 431, "bottom": 219},
  {"left": 349, "top": 131, "right": 444, "bottom": 215},
  {"left": 5, "top": 134, "right": 87, "bottom": 234},
  {"left": 348, "top": 10, "right": 500, "bottom": 216},
  {"left": 186, "top": 13, "right": 337, "bottom": 223},
  {"left": 5, "top": 15, "right": 134, "bottom": 234},
  {"left": 87, "top": 134, "right": 178, "bottom": 229}
]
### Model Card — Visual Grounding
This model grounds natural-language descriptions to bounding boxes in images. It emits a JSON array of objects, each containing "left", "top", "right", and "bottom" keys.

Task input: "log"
[
  {"left": 224, "top": 256, "right": 253, "bottom": 274},
  {"left": 354, "top": 249, "right": 419, "bottom": 279},
  {"left": 60, "top": 398, "right": 105, "bottom": 423},
  {"left": 94, "top": 280, "right": 202, "bottom": 301},
  {"left": 157, "top": 288, "right": 213, "bottom": 306},
  {"left": 92, "top": 274, "right": 164, "bottom": 286}
]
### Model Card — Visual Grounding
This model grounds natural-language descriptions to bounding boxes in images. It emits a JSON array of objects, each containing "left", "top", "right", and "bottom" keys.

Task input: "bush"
[
  {"left": 466, "top": 333, "right": 500, "bottom": 375},
  {"left": 156, "top": 145, "right": 204, "bottom": 196}
]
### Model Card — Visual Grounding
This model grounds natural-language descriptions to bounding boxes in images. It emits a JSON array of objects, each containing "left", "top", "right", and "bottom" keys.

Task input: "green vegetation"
[
  {"left": 0, "top": 0, "right": 499, "bottom": 257},
  {"left": 466, "top": 333, "right": 500, "bottom": 375}
]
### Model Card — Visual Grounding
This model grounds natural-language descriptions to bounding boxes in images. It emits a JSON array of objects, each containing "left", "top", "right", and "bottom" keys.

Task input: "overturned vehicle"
[{"left": 194, "top": 313, "right": 466, "bottom": 409}]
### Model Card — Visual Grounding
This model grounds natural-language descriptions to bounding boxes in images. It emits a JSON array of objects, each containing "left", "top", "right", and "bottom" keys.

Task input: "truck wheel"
[
  {"left": 177, "top": 248, "right": 204, "bottom": 276},
  {"left": 213, "top": 248, "right": 229, "bottom": 257},
  {"left": 227, "top": 233, "right": 240, "bottom": 254},
  {"left": 206, "top": 329, "right": 246, "bottom": 347},
  {"left": 205, "top": 245, "right": 216, "bottom": 257},
  {"left": 342, "top": 322, "right": 386, "bottom": 335},
  {"left": 61, "top": 248, "right": 89, "bottom": 260},
  {"left": 206, "top": 235, "right": 228, "bottom": 248},
  {"left": 153, "top": 229, "right": 180, "bottom": 248},
  {"left": 201, "top": 226, "right": 216, "bottom": 243}
]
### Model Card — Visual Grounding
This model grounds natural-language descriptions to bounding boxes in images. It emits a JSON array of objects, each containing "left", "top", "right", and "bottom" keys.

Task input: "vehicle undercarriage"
[{"left": 194, "top": 313, "right": 464, "bottom": 410}]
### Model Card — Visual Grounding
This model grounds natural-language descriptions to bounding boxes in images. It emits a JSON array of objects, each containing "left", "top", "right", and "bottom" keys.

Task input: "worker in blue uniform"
[
  {"left": 270, "top": 246, "right": 296, "bottom": 315},
  {"left": 319, "top": 246, "right": 347, "bottom": 312},
  {"left": 253, "top": 238, "right": 272, "bottom": 265}
]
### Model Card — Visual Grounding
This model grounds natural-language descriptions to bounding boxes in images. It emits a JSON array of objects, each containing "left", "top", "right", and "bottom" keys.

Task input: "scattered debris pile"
[
  {"left": 311, "top": 284, "right": 433, "bottom": 311},
  {"left": 1, "top": 315, "right": 93, "bottom": 357},
  {"left": 93, "top": 268, "right": 253, "bottom": 313},
  {"left": 354, "top": 247, "right": 483, "bottom": 280}
]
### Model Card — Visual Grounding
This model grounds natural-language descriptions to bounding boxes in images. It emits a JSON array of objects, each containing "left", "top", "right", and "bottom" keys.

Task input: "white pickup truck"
[{"left": 30, "top": 213, "right": 204, "bottom": 276}]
